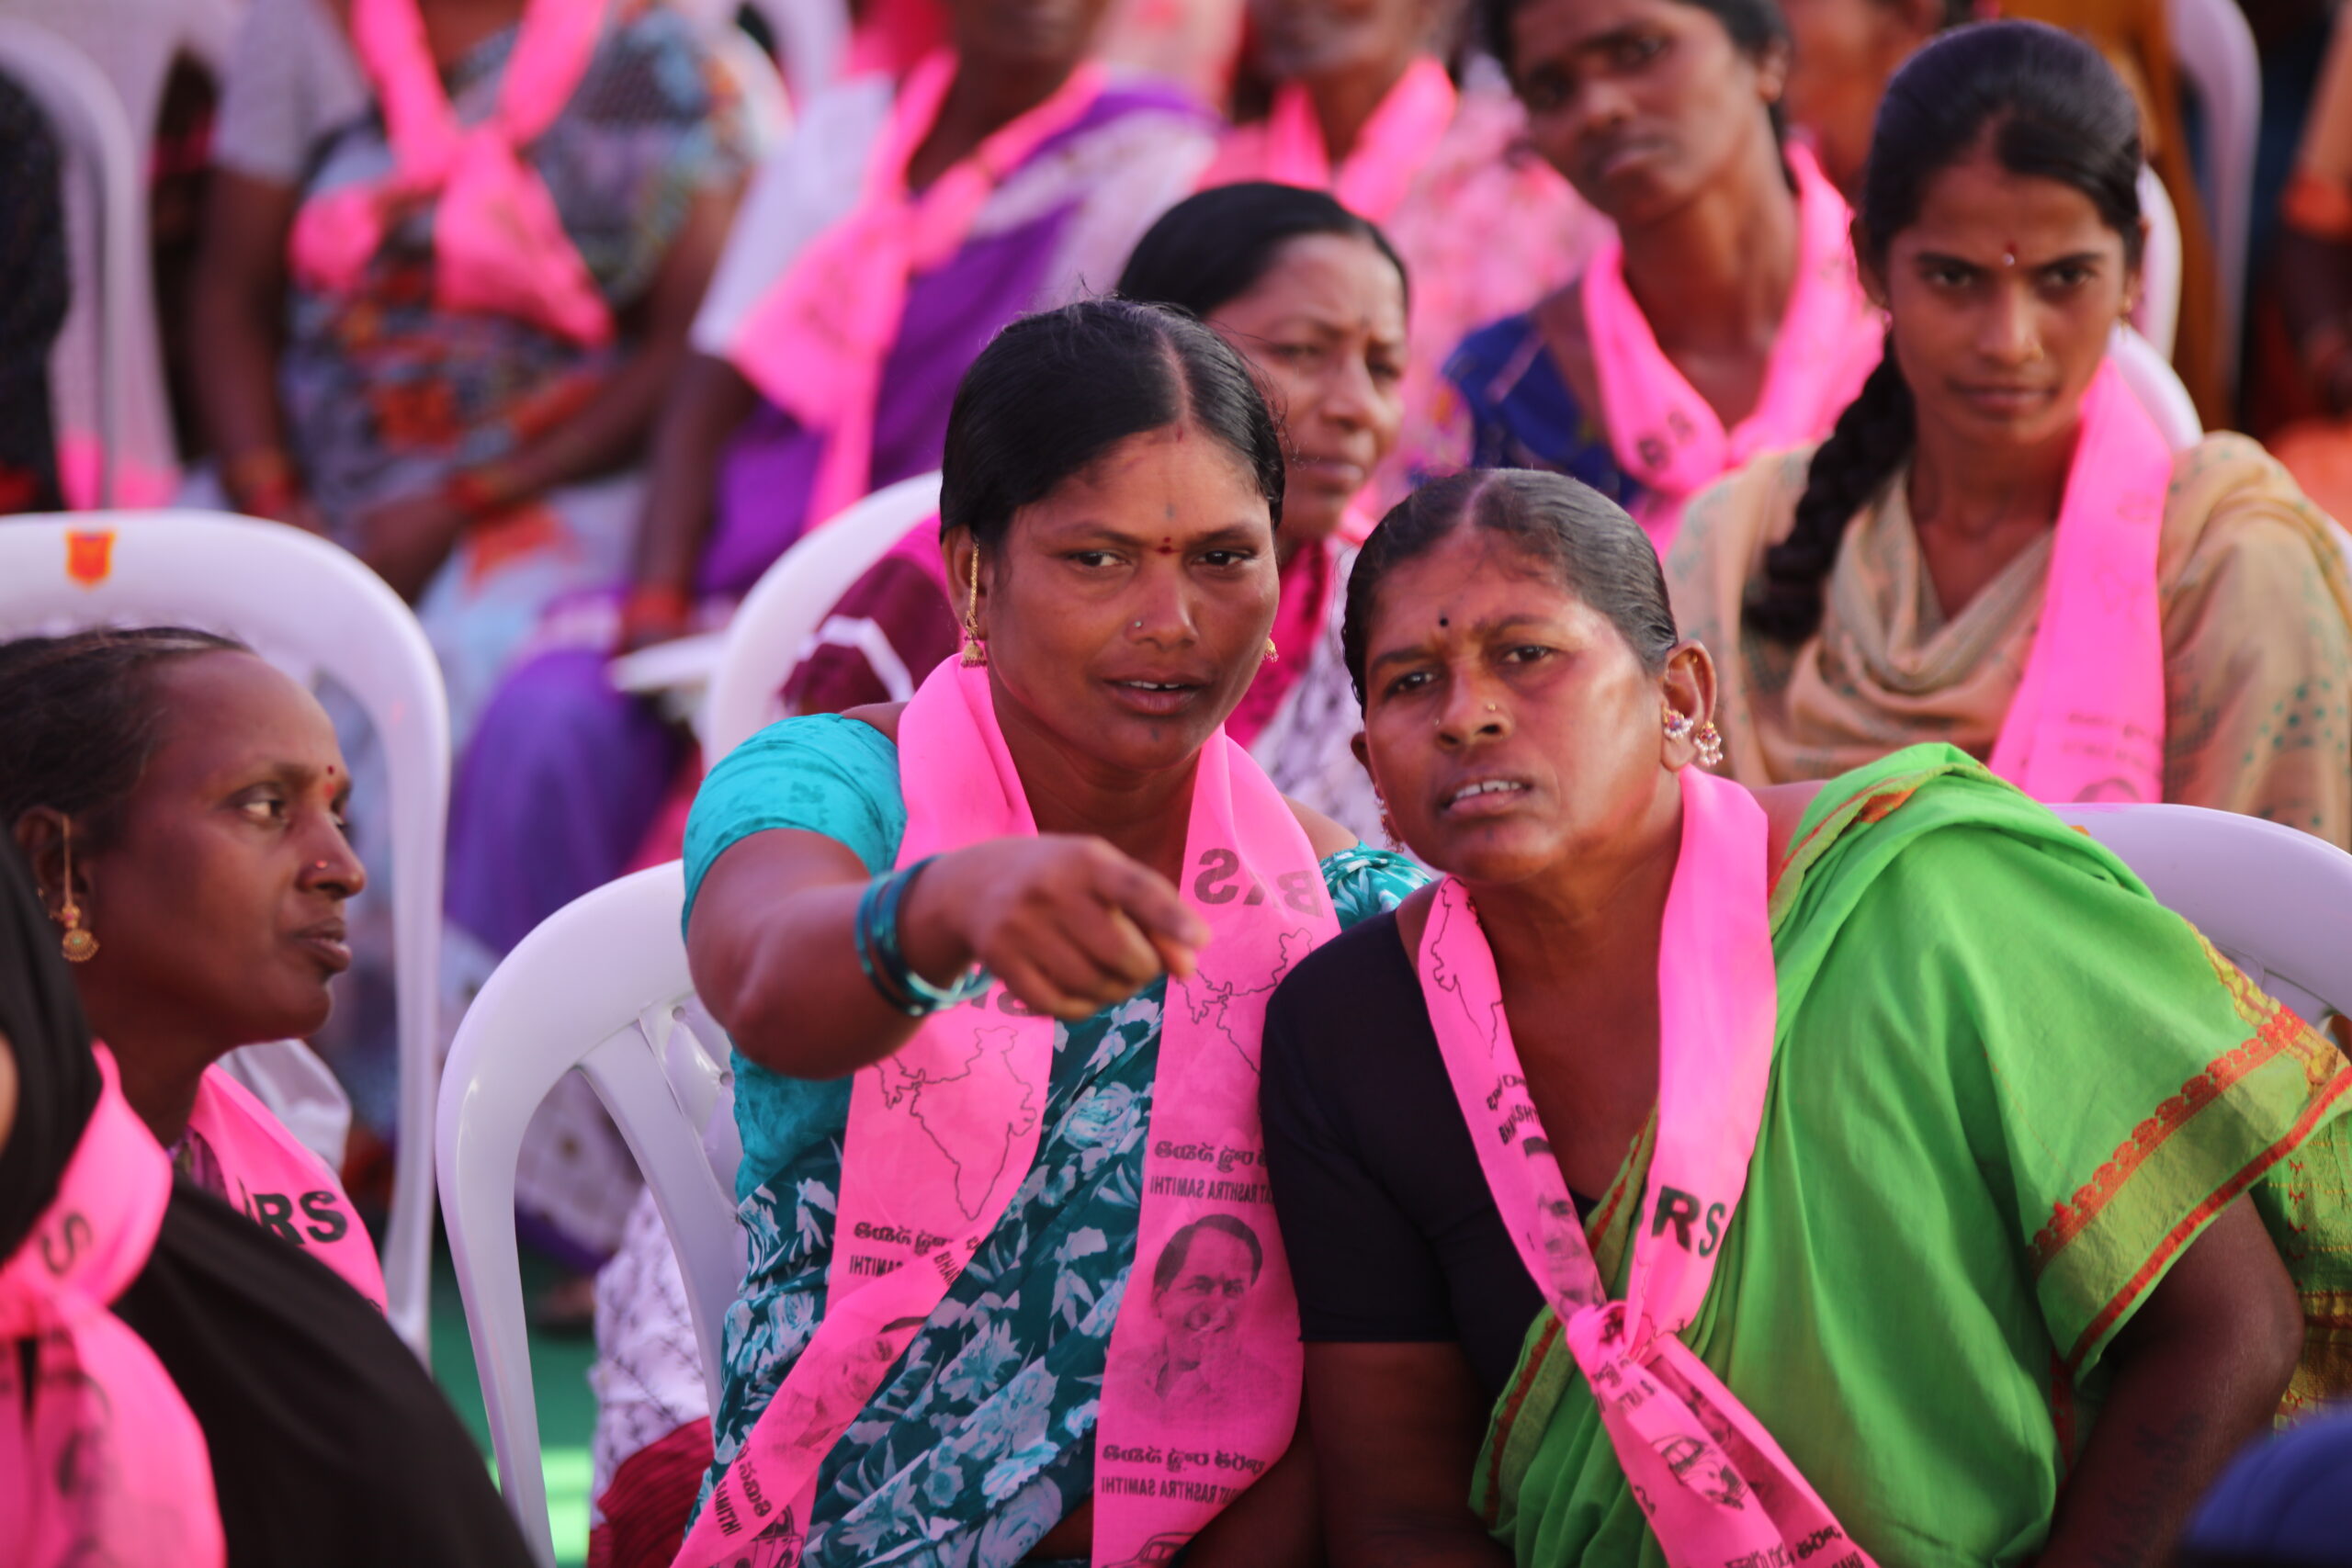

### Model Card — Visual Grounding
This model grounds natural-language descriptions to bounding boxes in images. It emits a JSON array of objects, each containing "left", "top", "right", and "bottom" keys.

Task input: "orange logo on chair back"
[{"left": 64, "top": 529, "right": 116, "bottom": 587}]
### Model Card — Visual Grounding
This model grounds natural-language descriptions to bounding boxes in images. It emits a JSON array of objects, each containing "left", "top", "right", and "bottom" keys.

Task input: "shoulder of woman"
[
  {"left": 1668, "top": 446, "right": 1817, "bottom": 591},
  {"left": 700, "top": 710, "right": 903, "bottom": 799},
  {"left": 842, "top": 701, "right": 906, "bottom": 746},
  {"left": 2161, "top": 433, "right": 2350, "bottom": 594},
  {"left": 1442, "top": 309, "right": 1541, "bottom": 389},
  {"left": 1286, "top": 795, "right": 1356, "bottom": 859},
  {"left": 1750, "top": 777, "right": 1829, "bottom": 867}
]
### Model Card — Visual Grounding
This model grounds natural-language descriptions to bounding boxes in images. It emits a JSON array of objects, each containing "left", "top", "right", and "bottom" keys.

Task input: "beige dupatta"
[{"left": 1664, "top": 433, "right": 2352, "bottom": 849}]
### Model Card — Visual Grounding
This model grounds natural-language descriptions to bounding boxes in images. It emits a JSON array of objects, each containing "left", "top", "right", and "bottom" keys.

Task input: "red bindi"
[{"left": 1157, "top": 538, "right": 1176, "bottom": 556}]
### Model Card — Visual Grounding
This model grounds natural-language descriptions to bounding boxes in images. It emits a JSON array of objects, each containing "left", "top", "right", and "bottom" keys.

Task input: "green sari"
[{"left": 1477, "top": 745, "right": 2352, "bottom": 1568}]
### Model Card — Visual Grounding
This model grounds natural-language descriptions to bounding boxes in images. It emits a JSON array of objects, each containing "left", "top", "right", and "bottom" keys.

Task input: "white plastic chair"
[
  {"left": 2168, "top": 0, "right": 2259, "bottom": 398},
  {"left": 2051, "top": 804, "right": 2352, "bottom": 1023},
  {"left": 2112, "top": 324, "right": 2203, "bottom": 450},
  {"left": 0, "top": 512, "right": 449, "bottom": 1359},
  {"left": 438, "top": 861, "right": 741, "bottom": 1568},
  {"left": 0, "top": 17, "right": 179, "bottom": 508},
  {"left": 709, "top": 21, "right": 793, "bottom": 157},
  {"left": 2133, "top": 163, "right": 2182, "bottom": 361},
  {"left": 703, "top": 468, "right": 944, "bottom": 761}
]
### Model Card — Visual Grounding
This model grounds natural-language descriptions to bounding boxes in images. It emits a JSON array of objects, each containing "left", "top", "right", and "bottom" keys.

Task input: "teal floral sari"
[{"left": 684, "top": 715, "right": 1427, "bottom": 1565}]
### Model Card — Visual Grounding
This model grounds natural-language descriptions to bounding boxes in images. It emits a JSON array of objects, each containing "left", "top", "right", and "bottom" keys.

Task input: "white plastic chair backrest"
[
  {"left": 2050, "top": 804, "right": 2352, "bottom": 1023},
  {"left": 2168, "top": 0, "right": 2258, "bottom": 399},
  {"left": 741, "top": 0, "right": 847, "bottom": 106},
  {"left": 2133, "top": 163, "right": 2182, "bottom": 360},
  {"left": 0, "top": 513, "right": 449, "bottom": 1359},
  {"left": 709, "top": 21, "right": 792, "bottom": 157},
  {"left": 703, "top": 469, "right": 944, "bottom": 762},
  {"left": 2111, "top": 324, "right": 2202, "bottom": 450},
  {"left": 438, "top": 861, "right": 741, "bottom": 1568},
  {"left": 0, "top": 18, "right": 179, "bottom": 508}
]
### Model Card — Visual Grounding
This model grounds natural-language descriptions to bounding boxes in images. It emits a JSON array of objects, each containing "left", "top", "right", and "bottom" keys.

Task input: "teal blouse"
[{"left": 683, "top": 714, "right": 1427, "bottom": 1566}]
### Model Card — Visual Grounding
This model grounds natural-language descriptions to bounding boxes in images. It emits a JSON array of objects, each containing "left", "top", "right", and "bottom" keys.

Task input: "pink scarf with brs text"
[
  {"left": 1419, "top": 767, "right": 1879, "bottom": 1568},
  {"left": 186, "top": 1065, "right": 389, "bottom": 1309},
  {"left": 675, "top": 660, "right": 1332, "bottom": 1568},
  {"left": 1986, "top": 357, "right": 2173, "bottom": 804},
  {"left": 289, "top": 0, "right": 612, "bottom": 345},
  {"left": 726, "top": 53, "right": 1108, "bottom": 531},
  {"left": 1583, "top": 142, "right": 1880, "bottom": 550},
  {"left": 0, "top": 1046, "right": 223, "bottom": 1568},
  {"left": 1204, "top": 54, "right": 1454, "bottom": 224}
]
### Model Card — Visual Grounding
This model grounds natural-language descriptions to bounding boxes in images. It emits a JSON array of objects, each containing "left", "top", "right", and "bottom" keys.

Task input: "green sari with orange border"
[{"left": 1477, "top": 745, "right": 2352, "bottom": 1568}]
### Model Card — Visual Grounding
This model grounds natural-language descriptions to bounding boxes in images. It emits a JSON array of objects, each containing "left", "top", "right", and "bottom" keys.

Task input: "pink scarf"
[
  {"left": 0, "top": 1046, "right": 224, "bottom": 1568},
  {"left": 288, "top": 0, "right": 613, "bottom": 345},
  {"left": 1204, "top": 55, "right": 1455, "bottom": 224},
  {"left": 675, "top": 660, "right": 1333, "bottom": 1567},
  {"left": 1226, "top": 536, "right": 1341, "bottom": 747},
  {"left": 185, "top": 1066, "right": 389, "bottom": 1310},
  {"left": 1583, "top": 143, "right": 1880, "bottom": 550},
  {"left": 1419, "top": 767, "right": 1879, "bottom": 1568},
  {"left": 1986, "top": 359, "right": 2173, "bottom": 804},
  {"left": 725, "top": 53, "right": 1109, "bottom": 531}
]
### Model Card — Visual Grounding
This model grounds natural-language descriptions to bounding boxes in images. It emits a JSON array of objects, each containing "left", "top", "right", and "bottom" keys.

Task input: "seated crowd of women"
[
  {"left": 152, "top": 0, "right": 2352, "bottom": 1279},
  {"left": 6, "top": 2, "right": 2352, "bottom": 1567}
]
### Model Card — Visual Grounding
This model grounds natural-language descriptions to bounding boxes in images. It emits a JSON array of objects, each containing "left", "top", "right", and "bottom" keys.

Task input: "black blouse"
[
  {"left": 1261, "top": 909, "right": 1577, "bottom": 1402},
  {"left": 0, "top": 851, "right": 531, "bottom": 1568}
]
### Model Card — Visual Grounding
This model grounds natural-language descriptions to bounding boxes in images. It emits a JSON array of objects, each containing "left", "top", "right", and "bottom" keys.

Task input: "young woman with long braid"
[{"left": 1666, "top": 21, "right": 2352, "bottom": 847}]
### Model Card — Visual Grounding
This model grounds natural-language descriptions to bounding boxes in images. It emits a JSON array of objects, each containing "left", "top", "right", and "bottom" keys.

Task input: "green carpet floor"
[{"left": 429, "top": 1239, "right": 600, "bottom": 1567}]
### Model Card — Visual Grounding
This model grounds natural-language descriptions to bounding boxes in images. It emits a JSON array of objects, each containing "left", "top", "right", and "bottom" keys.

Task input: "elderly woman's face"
[
  {"left": 963, "top": 423, "right": 1280, "bottom": 777},
  {"left": 74, "top": 652, "right": 365, "bottom": 1055},
  {"left": 1355, "top": 528, "right": 1676, "bottom": 881}
]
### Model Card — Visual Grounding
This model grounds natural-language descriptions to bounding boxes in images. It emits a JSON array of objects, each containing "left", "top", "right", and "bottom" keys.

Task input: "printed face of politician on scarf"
[{"left": 1142, "top": 1216, "right": 1275, "bottom": 1423}]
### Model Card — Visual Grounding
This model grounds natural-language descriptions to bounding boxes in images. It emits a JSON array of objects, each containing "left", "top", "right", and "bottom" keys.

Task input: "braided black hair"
[
  {"left": 1749, "top": 20, "right": 2143, "bottom": 643},
  {"left": 0, "top": 626, "right": 249, "bottom": 849}
]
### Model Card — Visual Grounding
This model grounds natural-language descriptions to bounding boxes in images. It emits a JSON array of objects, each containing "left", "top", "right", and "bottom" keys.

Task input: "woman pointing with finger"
[{"left": 674, "top": 298, "right": 1425, "bottom": 1568}]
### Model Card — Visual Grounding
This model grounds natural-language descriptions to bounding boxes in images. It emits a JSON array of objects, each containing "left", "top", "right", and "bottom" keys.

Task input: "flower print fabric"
[{"left": 683, "top": 714, "right": 1427, "bottom": 1565}]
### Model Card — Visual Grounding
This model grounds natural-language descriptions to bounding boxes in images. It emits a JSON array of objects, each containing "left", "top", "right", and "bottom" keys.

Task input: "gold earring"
[
  {"left": 1262, "top": 637, "right": 1279, "bottom": 664},
  {"left": 959, "top": 551, "right": 987, "bottom": 668},
  {"left": 54, "top": 818, "right": 96, "bottom": 964},
  {"left": 1694, "top": 720, "right": 1725, "bottom": 769},
  {"left": 1662, "top": 704, "right": 1694, "bottom": 744}
]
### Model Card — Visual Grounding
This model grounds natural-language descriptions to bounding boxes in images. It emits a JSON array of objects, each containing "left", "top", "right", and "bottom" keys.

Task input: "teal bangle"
[{"left": 855, "top": 856, "right": 989, "bottom": 1017}]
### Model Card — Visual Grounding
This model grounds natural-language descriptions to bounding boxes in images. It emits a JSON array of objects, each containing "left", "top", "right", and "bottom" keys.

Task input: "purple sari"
[{"left": 448, "top": 75, "right": 1214, "bottom": 962}]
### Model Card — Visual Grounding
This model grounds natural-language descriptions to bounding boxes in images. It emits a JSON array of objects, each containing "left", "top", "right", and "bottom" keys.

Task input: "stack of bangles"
[{"left": 854, "top": 855, "right": 992, "bottom": 1016}]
